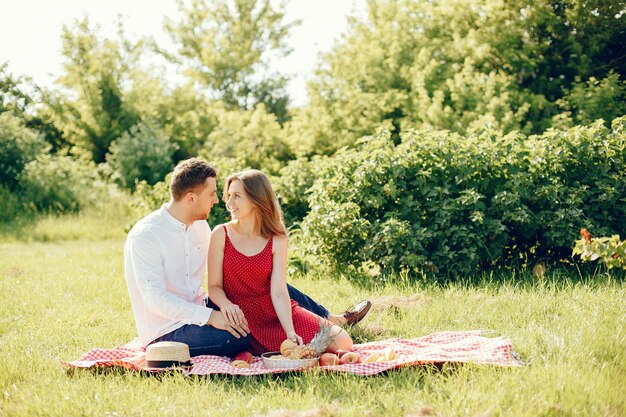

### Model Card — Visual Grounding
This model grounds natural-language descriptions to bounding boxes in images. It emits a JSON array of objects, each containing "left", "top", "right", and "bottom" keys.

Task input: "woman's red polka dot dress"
[{"left": 221, "top": 226, "right": 322, "bottom": 355}]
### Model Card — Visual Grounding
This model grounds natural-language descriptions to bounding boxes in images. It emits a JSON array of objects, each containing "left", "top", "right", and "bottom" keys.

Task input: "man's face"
[{"left": 190, "top": 177, "right": 219, "bottom": 220}]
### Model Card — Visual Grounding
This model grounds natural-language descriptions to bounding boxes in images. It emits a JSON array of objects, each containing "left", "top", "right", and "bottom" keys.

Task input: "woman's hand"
[
  {"left": 221, "top": 302, "right": 246, "bottom": 326},
  {"left": 286, "top": 331, "right": 303, "bottom": 346}
]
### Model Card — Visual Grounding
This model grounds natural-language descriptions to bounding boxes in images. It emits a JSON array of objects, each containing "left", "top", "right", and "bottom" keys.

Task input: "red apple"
[
  {"left": 233, "top": 351, "right": 254, "bottom": 364},
  {"left": 319, "top": 353, "right": 340, "bottom": 366},
  {"left": 339, "top": 352, "right": 361, "bottom": 364}
]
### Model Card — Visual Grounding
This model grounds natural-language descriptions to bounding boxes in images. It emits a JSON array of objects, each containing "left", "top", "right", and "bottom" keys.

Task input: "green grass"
[{"left": 0, "top": 213, "right": 624, "bottom": 416}]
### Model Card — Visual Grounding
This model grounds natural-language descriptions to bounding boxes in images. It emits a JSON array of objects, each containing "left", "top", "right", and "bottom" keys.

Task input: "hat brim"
[{"left": 144, "top": 359, "right": 192, "bottom": 372}]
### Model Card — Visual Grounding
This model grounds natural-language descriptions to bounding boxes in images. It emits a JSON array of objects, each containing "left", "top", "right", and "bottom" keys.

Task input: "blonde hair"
[{"left": 223, "top": 170, "right": 286, "bottom": 238}]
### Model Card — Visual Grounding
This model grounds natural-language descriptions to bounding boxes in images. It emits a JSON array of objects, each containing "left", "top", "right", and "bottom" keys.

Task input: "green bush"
[
  {"left": 106, "top": 121, "right": 178, "bottom": 191},
  {"left": 301, "top": 118, "right": 626, "bottom": 277},
  {"left": 0, "top": 112, "right": 48, "bottom": 191},
  {"left": 0, "top": 184, "right": 20, "bottom": 223},
  {"left": 555, "top": 71, "right": 626, "bottom": 127},
  {"left": 18, "top": 154, "right": 102, "bottom": 213},
  {"left": 271, "top": 156, "right": 324, "bottom": 226},
  {"left": 202, "top": 104, "right": 293, "bottom": 175},
  {"left": 573, "top": 228, "right": 626, "bottom": 270}
]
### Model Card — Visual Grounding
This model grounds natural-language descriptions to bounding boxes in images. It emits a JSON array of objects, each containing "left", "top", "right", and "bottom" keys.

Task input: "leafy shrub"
[
  {"left": 202, "top": 104, "right": 293, "bottom": 175},
  {"left": 301, "top": 117, "right": 626, "bottom": 277},
  {"left": 129, "top": 177, "right": 172, "bottom": 223},
  {"left": 0, "top": 184, "right": 20, "bottom": 223},
  {"left": 0, "top": 112, "right": 48, "bottom": 191},
  {"left": 271, "top": 156, "right": 324, "bottom": 226},
  {"left": 556, "top": 71, "right": 626, "bottom": 127},
  {"left": 573, "top": 228, "right": 625, "bottom": 270},
  {"left": 106, "top": 121, "right": 178, "bottom": 191},
  {"left": 18, "top": 154, "right": 102, "bottom": 213}
]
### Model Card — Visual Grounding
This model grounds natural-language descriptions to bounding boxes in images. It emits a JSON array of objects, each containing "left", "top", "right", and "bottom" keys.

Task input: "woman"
[{"left": 207, "top": 169, "right": 352, "bottom": 355}]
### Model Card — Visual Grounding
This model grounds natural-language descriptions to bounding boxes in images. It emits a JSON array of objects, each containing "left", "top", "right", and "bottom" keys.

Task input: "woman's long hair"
[{"left": 223, "top": 170, "right": 287, "bottom": 238}]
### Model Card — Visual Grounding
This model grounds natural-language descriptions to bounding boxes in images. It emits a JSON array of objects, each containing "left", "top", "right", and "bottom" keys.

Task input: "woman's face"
[{"left": 226, "top": 179, "right": 256, "bottom": 220}]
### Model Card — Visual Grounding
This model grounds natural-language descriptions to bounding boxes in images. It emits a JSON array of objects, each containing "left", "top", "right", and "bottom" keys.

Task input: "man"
[{"left": 124, "top": 158, "right": 371, "bottom": 357}]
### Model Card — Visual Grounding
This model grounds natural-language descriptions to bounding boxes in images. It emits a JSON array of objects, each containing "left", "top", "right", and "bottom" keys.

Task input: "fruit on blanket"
[
  {"left": 335, "top": 349, "right": 350, "bottom": 358},
  {"left": 231, "top": 359, "right": 250, "bottom": 368},
  {"left": 280, "top": 339, "right": 298, "bottom": 357},
  {"left": 285, "top": 321, "right": 336, "bottom": 360},
  {"left": 364, "top": 352, "right": 381, "bottom": 363},
  {"left": 339, "top": 351, "right": 361, "bottom": 364},
  {"left": 378, "top": 347, "right": 395, "bottom": 361},
  {"left": 289, "top": 344, "right": 318, "bottom": 360},
  {"left": 319, "top": 353, "right": 340, "bottom": 366},
  {"left": 233, "top": 351, "right": 254, "bottom": 364}
]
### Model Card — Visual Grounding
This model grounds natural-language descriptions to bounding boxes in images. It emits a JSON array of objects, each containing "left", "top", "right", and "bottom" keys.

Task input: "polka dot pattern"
[{"left": 222, "top": 227, "right": 320, "bottom": 355}]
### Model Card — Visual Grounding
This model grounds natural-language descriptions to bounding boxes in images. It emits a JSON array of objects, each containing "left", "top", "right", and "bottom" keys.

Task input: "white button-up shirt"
[{"left": 124, "top": 205, "right": 213, "bottom": 346}]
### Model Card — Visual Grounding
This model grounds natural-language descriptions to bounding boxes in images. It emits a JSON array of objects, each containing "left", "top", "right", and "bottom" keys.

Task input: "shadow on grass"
[
  {"left": 331, "top": 262, "right": 624, "bottom": 294},
  {"left": 66, "top": 361, "right": 457, "bottom": 387}
]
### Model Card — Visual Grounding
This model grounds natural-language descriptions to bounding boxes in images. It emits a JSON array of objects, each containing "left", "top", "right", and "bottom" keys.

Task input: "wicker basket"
[{"left": 261, "top": 351, "right": 319, "bottom": 369}]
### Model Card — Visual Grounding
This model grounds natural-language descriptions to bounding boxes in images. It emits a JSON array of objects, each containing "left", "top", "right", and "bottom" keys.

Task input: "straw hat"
[{"left": 145, "top": 341, "right": 191, "bottom": 370}]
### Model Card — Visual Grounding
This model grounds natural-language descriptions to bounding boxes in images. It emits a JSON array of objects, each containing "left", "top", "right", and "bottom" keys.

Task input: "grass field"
[{"left": 0, "top": 212, "right": 624, "bottom": 416}]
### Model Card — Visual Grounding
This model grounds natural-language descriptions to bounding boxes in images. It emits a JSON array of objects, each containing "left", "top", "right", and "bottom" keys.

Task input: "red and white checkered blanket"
[{"left": 63, "top": 331, "right": 522, "bottom": 376}]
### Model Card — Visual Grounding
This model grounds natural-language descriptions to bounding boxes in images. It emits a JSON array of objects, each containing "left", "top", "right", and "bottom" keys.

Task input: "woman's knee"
[{"left": 326, "top": 326, "right": 353, "bottom": 352}]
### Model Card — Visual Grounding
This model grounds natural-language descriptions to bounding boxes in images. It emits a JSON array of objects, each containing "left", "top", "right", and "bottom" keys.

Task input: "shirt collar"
[{"left": 160, "top": 204, "right": 187, "bottom": 229}]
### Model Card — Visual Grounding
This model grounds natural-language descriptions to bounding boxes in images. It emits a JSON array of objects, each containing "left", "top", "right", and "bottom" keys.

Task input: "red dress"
[{"left": 221, "top": 226, "right": 323, "bottom": 355}]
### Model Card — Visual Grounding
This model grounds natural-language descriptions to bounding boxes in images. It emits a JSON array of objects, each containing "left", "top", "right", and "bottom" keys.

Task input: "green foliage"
[
  {"left": 1, "top": 63, "right": 69, "bottom": 153},
  {"left": 44, "top": 17, "right": 141, "bottom": 163},
  {"left": 142, "top": 85, "right": 223, "bottom": 160},
  {"left": 0, "top": 63, "right": 31, "bottom": 116},
  {"left": 301, "top": 118, "right": 626, "bottom": 277},
  {"left": 106, "top": 121, "right": 179, "bottom": 190},
  {"left": 165, "top": 0, "right": 296, "bottom": 120},
  {"left": 0, "top": 185, "right": 19, "bottom": 223},
  {"left": 573, "top": 229, "right": 626, "bottom": 270},
  {"left": 18, "top": 154, "right": 103, "bottom": 213},
  {"left": 201, "top": 104, "right": 293, "bottom": 175},
  {"left": 129, "top": 177, "right": 172, "bottom": 227},
  {"left": 555, "top": 71, "right": 626, "bottom": 127},
  {"left": 272, "top": 156, "right": 323, "bottom": 226},
  {"left": 0, "top": 112, "right": 48, "bottom": 191},
  {"left": 290, "top": 0, "right": 626, "bottom": 155}
]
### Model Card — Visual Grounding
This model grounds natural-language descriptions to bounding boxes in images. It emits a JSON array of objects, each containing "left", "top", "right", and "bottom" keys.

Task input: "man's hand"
[{"left": 207, "top": 310, "right": 250, "bottom": 338}]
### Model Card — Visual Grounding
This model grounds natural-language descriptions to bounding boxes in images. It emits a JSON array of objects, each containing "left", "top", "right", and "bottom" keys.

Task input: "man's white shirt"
[{"left": 124, "top": 205, "right": 213, "bottom": 346}]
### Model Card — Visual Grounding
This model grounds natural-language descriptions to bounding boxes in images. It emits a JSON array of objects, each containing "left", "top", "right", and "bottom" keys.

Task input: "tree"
[
  {"left": 1, "top": 63, "right": 67, "bottom": 152},
  {"left": 0, "top": 112, "right": 48, "bottom": 191},
  {"left": 200, "top": 104, "right": 292, "bottom": 175},
  {"left": 165, "top": 0, "right": 297, "bottom": 121},
  {"left": 106, "top": 121, "right": 179, "bottom": 190},
  {"left": 44, "top": 17, "right": 140, "bottom": 163}
]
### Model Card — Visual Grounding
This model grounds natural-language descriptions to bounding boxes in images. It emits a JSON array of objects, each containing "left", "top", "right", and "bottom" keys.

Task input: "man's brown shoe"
[{"left": 343, "top": 300, "right": 372, "bottom": 326}]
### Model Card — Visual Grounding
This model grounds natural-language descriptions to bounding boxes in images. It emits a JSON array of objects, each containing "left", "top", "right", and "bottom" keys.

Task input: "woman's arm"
[
  {"left": 207, "top": 225, "right": 247, "bottom": 326},
  {"left": 270, "top": 235, "right": 302, "bottom": 344}
]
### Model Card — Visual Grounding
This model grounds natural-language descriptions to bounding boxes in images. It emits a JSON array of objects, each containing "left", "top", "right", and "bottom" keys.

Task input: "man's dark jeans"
[{"left": 151, "top": 284, "right": 329, "bottom": 357}]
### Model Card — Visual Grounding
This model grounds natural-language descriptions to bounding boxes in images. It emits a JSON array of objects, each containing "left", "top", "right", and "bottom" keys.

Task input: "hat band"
[{"left": 146, "top": 359, "right": 192, "bottom": 369}]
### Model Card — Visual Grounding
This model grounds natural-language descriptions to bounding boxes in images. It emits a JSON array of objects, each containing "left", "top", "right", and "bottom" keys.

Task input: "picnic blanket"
[{"left": 63, "top": 330, "right": 522, "bottom": 376}]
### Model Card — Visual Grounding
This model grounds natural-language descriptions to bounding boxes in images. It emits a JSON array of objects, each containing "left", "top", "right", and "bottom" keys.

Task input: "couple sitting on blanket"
[{"left": 124, "top": 158, "right": 371, "bottom": 358}]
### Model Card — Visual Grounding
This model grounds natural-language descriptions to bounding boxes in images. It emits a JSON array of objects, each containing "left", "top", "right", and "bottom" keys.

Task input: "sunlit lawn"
[{"left": 0, "top": 213, "right": 624, "bottom": 416}]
